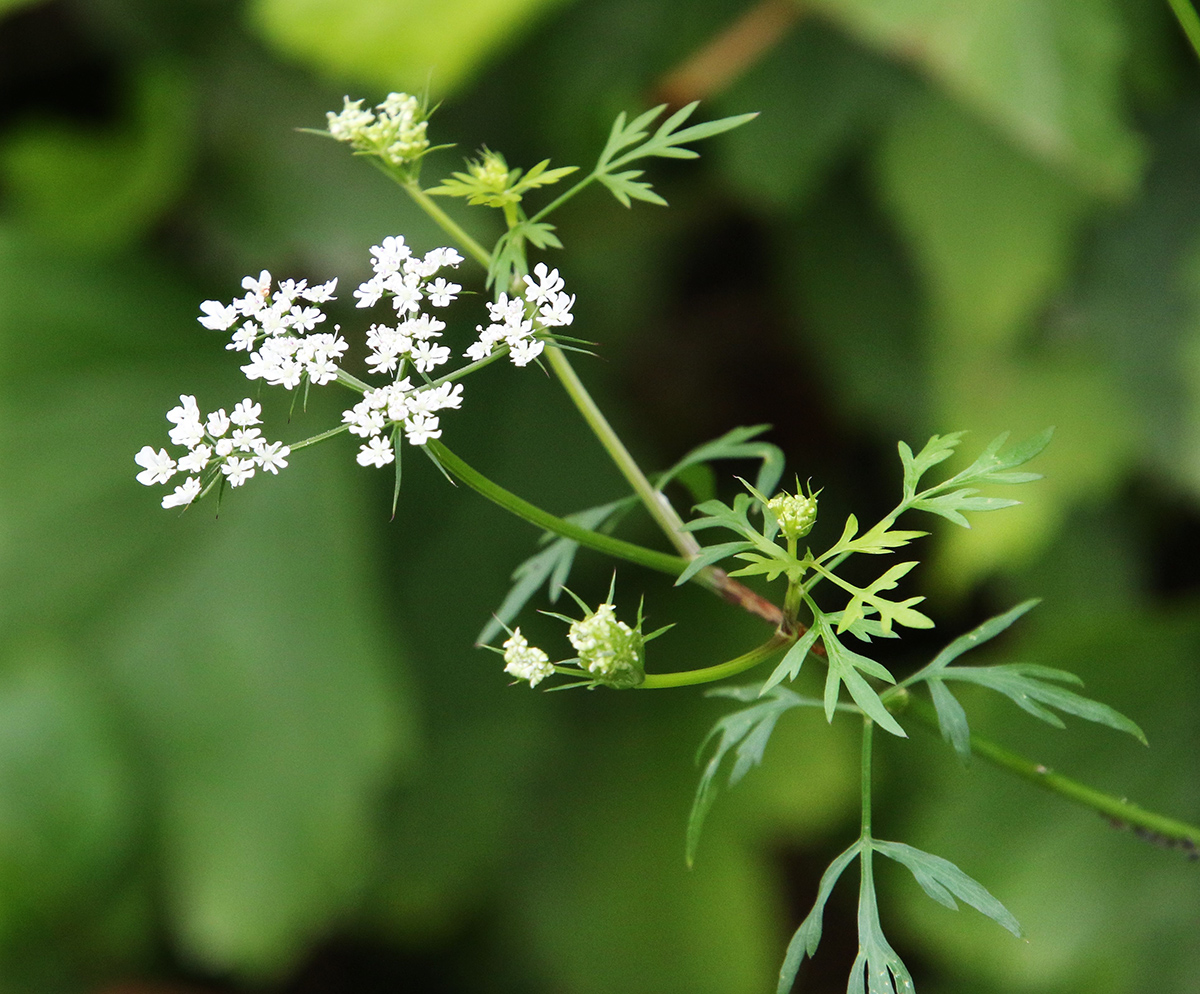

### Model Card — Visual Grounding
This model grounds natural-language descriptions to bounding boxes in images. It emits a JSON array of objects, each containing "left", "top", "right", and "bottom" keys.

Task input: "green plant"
[{"left": 134, "top": 91, "right": 1199, "bottom": 992}]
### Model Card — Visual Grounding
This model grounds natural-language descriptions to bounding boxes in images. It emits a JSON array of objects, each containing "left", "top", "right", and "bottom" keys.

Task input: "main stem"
[{"left": 860, "top": 718, "right": 874, "bottom": 839}]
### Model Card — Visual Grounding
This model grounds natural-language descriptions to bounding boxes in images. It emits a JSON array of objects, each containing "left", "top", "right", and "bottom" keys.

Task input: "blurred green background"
[{"left": 1, "top": 0, "right": 1199, "bottom": 991}]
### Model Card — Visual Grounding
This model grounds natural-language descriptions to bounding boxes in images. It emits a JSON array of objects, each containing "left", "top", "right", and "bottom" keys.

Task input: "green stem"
[
  {"left": 399, "top": 178, "right": 492, "bottom": 269},
  {"left": 544, "top": 345, "right": 700, "bottom": 558},
  {"left": 427, "top": 439, "right": 687, "bottom": 577},
  {"left": 527, "top": 171, "right": 599, "bottom": 225},
  {"left": 861, "top": 717, "right": 874, "bottom": 839},
  {"left": 905, "top": 697, "right": 1200, "bottom": 853},
  {"left": 639, "top": 632, "right": 791, "bottom": 688},
  {"left": 1168, "top": 0, "right": 1200, "bottom": 61}
]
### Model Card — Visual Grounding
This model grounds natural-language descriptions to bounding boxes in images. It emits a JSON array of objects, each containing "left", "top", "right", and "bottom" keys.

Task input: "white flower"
[
  {"left": 410, "top": 340, "right": 450, "bottom": 373},
  {"left": 357, "top": 435, "right": 395, "bottom": 467},
  {"left": 162, "top": 477, "right": 202, "bottom": 509},
  {"left": 326, "top": 96, "right": 375, "bottom": 141},
  {"left": 253, "top": 440, "right": 290, "bottom": 474},
  {"left": 215, "top": 437, "right": 235, "bottom": 457},
  {"left": 166, "top": 395, "right": 200, "bottom": 426},
  {"left": 370, "top": 236, "right": 411, "bottom": 276},
  {"left": 522, "top": 263, "right": 565, "bottom": 304},
  {"left": 537, "top": 290, "right": 576, "bottom": 327},
  {"left": 403, "top": 413, "right": 441, "bottom": 445},
  {"left": 425, "top": 278, "right": 461, "bottom": 307},
  {"left": 387, "top": 273, "right": 424, "bottom": 314},
  {"left": 509, "top": 338, "right": 545, "bottom": 367},
  {"left": 198, "top": 300, "right": 238, "bottom": 330},
  {"left": 178, "top": 444, "right": 212, "bottom": 474},
  {"left": 241, "top": 270, "right": 272, "bottom": 299},
  {"left": 289, "top": 305, "right": 326, "bottom": 333},
  {"left": 230, "top": 399, "right": 262, "bottom": 427},
  {"left": 486, "top": 293, "right": 526, "bottom": 326},
  {"left": 221, "top": 456, "right": 256, "bottom": 487},
  {"left": 302, "top": 279, "right": 338, "bottom": 303},
  {"left": 231, "top": 427, "right": 263, "bottom": 451},
  {"left": 305, "top": 355, "right": 339, "bottom": 385},
  {"left": 502, "top": 628, "right": 554, "bottom": 687},
  {"left": 228, "top": 323, "right": 259, "bottom": 352},
  {"left": 206, "top": 409, "right": 230, "bottom": 437},
  {"left": 343, "top": 400, "right": 386, "bottom": 437},
  {"left": 401, "top": 314, "right": 445, "bottom": 340},
  {"left": 135, "top": 446, "right": 177, "bottom": 486},
  {"left": 168, "top": 417, "right": 206, "bottom": 449},
  {"left": 354, "top": 275, "right": 386, "bottom": 309},
  {"left": 425, "top": 247, "right": 464, "bottom": 269},
  {"left": 427, "top": 381, "right": 464, "bottom": 410}
]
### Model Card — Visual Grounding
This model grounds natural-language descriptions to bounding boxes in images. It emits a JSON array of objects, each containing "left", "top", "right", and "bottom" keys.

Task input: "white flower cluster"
[
  {"left": 135, "top": 395, "right": 290, "bottom": 508},
  {"left": 502, "top": 628, "right": 555, "bottom": 687},
  {"left": 325, "top": 93, "right": 430, "bottom": 167},
  {"left": 139, "top": 233, "right": 578, "bottom": 505},
  {"left": 199, "top": 270, "right": 345, "bottom": 389},
  {"left": 465, "top": 263, "right": 575, "bottom": 367}
]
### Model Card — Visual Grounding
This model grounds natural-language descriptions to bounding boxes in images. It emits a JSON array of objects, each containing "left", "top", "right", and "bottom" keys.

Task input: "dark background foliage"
[{"left": 1, "top": 0, "right": 1198, "bottom": 991}]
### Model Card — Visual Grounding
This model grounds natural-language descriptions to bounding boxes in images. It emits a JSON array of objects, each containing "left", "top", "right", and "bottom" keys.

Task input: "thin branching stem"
[
  {"left": 639, "top": 632, "right": 792, "bottom": 688},
  {"left": 903, "top": 697, "right": 1200, "bottom": 854}
]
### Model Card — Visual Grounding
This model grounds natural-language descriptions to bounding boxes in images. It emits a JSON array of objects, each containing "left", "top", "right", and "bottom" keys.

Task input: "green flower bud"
[
  {"left": 468, "top": 150, "right": 513, "bottom": 194},
  {"left": 767, "top": 484, "right": 819, "bottom": 542},
  {"left": 568, "top": 603, "right": 645, "bottom": 689}
]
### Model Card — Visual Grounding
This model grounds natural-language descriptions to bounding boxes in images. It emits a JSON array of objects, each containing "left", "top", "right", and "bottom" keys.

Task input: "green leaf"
[
  {"left": 597, "top": 169, "right": 668, "bottom": 208},
  {"left": 658, "top": 424, "right": 785, "bottom": 499},
  {"left": 687, "top": 687, "right": 824, "bottom": 866},
  {"left": 834, "top": 560, "right": 933, "bottom": 635},
  {"left": 942, "top": 663, "right": 1147, "bottom": 742},
  {"left": 847, "top": 852, "right": 914, "bottom": 994},
  {"left": 776, "top": 842, "right": 861, "bottom": 993},
  {"left": 923, "top": 599, "right": 1040, "bottom": 674},
  {"left": 817, "top": 617, "right": 906, "bottom": 737},
  {"left": 873, "top": 839, "right": 1022, "bottom": 936},
  {"left": 899, "top": 431, "right": 966, "bottom": 499},
  {"left": 927, "top": 678, "right": 971, "bottom": 761},
  {"left": 810, "top": 0, "right": 1145, "bottom": 194},
  {"left": 760, "top": 625, "right": 822, "bottom": 694},
  {"left": 675, "top": 541, "right": 754, "bottom": 586},
  {"left": 248, "top": 0, "right": 578, "bottom": 95},
  {"left": 478, "top": 499, "right": 632, "bottom": 645},
  {"left": 909, "top": 489, "right": 1021, "bottom": 527},
  {"left": 594, "top": 102, "right": 757, "bottom": 208}
]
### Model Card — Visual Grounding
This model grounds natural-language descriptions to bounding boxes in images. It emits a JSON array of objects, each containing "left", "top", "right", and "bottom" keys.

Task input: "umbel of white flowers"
[{"left": 135, "top": 231, "right": 575, "bottom": 508}]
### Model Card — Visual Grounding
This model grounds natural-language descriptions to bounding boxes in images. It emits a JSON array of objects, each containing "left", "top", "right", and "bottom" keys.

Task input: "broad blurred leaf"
[
  {"left": 876, "top": 91, "right": 1091, "bottom": 348},
  {"left": 808, "top": 0, "right": 1145, "bottom": 194},
  {"left": 0, "top": 60, "right": 196, "bottom": 253},
  {"left": 247, "top": 0, "right": 576, "bottom": 95},
  {"left": 0, "top": 647, "right": 135, "bottom": 956}
]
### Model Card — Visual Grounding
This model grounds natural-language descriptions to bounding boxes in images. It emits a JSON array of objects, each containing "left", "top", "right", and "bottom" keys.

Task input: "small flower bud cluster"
[
  {"left": 568, "top": 603, "right": 645, "bottom": 689},
  {"left": 325, "top": 93, "right": 430, "bottom": 167},
  {"left": 767, "top": 485, "right": 819, "bottom": 541},
  {"left": 135, "top": 395, "right": 291, "bottom": 508},
  {"left": 502, "top": 628, "right": 555, "bottom": 687}
]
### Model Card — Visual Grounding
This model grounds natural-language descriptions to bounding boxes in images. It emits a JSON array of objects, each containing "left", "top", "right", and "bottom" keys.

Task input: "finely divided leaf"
[
  {"left": 477, "top": 500, "right": 630, "bottom": 644},
  {"left": 675, "top": 541, "right": 752, "bottom": 586},
  {"left": 851, "top": 858, "right": 914, "bottom": 994},
  {"left": 835, "top": 560, "right": 933, "bottom": 635},
  {"left": 874, "top": 840, "right": 1021, "bottom": 937},
  {"left": 899, "top": 431, "right": 966, "bottom": 498},
  {"left": 777, "top": 842, "right": 862, "bottom": 994},
  {"left": 908, "top": 489, "right": 1021, "bottom": 527},
  {"left": 943, "top": 663, "right": 1146, "bottom": 742},
  {"left": 760, "top": 624, "right": 822, "bottom": 694},
  {"left": 923, "top": 599, "right": 1039, "bottom": 674},
  {"left": 818, "top": 617, "right": 905, "bottom": 737},
  {"left": 687, "top": 686, "right": 823, "bottom": 866},
  {"left": 658, "top": 424, "right": 785, "bottom": 500},
  {"left": 927, "top": 678, "right": 971, "bottom": 761}
]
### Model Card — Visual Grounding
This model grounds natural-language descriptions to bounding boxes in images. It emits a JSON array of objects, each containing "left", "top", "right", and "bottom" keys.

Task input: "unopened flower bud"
[
  {"left": 568, "top": 603, "right": 645, "bottom": 689},
  {"left": 768, "top": 485, "right": 819, "bottom": 542},
  {"left": 503, "top": 628, "right": 554, "bottom": 688}
]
